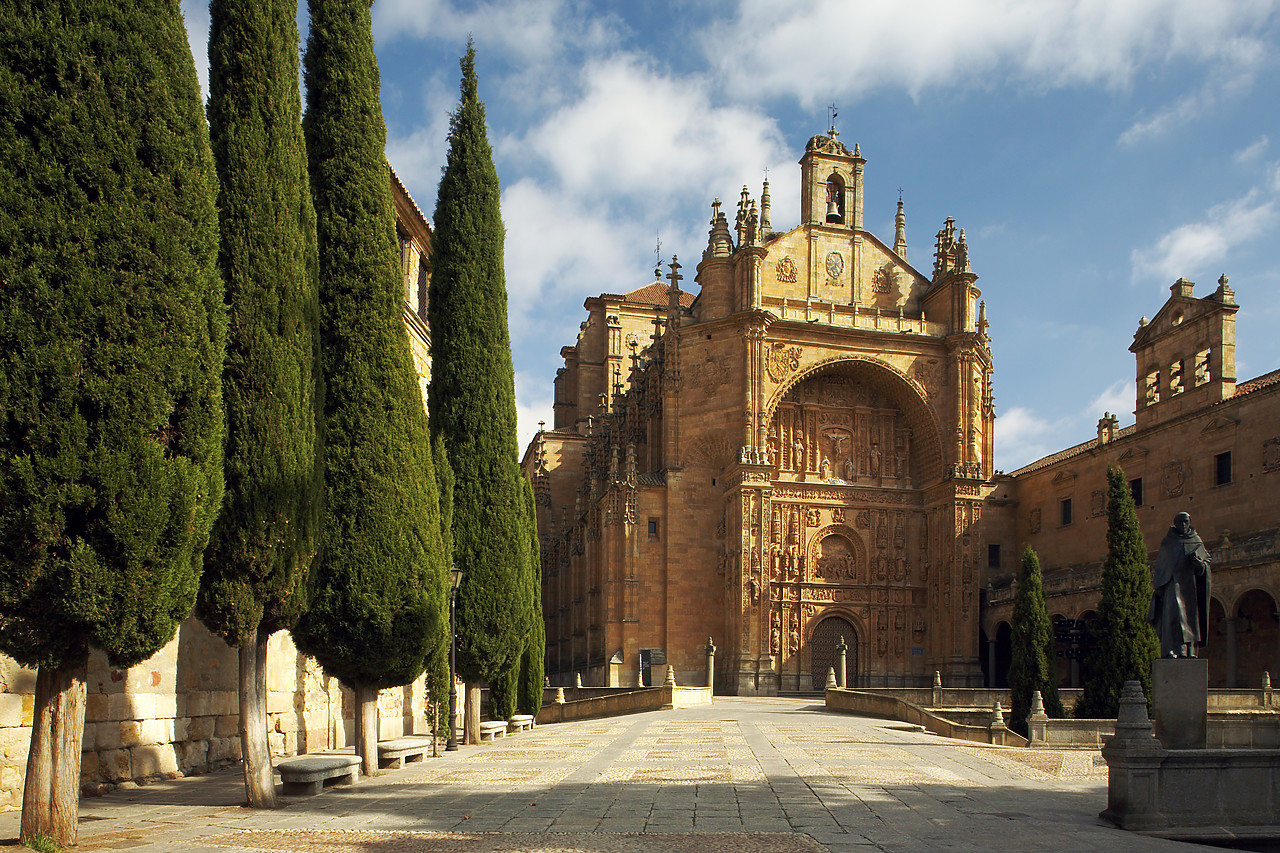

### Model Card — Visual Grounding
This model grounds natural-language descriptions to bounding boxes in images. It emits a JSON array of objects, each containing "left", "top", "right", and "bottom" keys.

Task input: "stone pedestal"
[{"left": 1152, "top": 658, "right": 1208, "bottom": 749}]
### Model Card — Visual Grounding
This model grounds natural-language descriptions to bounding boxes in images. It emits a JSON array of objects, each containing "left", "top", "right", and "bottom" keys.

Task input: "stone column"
[
  {"left": 836, "top": 636, "right": 848, "bottom": 689},
  {"left": 705, "top": 637, "right": 716, "bottom": 693},
  {"left": 1225, "top": 616, "right": 1238, "bottom": 689}
]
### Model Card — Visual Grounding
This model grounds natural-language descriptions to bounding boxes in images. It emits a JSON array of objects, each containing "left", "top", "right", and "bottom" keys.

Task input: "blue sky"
[{"left": 181, "top": 0, "right": 1280, "bottom": 472}]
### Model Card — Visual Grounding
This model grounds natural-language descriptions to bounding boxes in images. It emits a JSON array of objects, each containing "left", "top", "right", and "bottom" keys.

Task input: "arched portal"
[
  {"left": 1235, "top": 589, "right": 1279, "bottom": 689},
  {"left": 810, "top": 616, "right": 857, "bottom": 689}
]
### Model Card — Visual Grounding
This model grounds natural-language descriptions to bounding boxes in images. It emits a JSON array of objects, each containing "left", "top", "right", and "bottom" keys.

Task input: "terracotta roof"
[
  {"left": 1233, "top": 367, "right": 1280, "bottom": 396},
  {"left": 1009, "top": 425, "right": 1138, "bottom": 476},
  {"left": 624, "top": 282, "right": 695, "bottom": 308},
  {"left": 387, "top": 163, "right": 430, "bottom": 233},
  {"left": 1009, "top": 368, "right": 1280, "bottom": 477}
]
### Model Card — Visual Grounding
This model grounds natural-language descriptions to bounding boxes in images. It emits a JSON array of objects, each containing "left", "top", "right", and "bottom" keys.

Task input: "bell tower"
[{"left": 799, "top": 121, "right": 864, "bottom": 230}]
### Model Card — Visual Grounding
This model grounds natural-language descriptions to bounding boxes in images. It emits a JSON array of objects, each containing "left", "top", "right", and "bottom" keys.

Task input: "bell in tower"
[{"left": 825, "top": 177, "right": 844, "bottom": 224}]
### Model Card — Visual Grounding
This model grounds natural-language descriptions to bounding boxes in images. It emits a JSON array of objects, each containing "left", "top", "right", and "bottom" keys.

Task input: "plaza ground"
[{"left": 0, "top": 697, "right": 1230, "bottom": 852}]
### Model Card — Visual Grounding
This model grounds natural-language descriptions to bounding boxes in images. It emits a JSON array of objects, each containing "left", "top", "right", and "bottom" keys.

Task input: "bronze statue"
[{"left": 1148, "top": 511, "right": 1211, "bottom": 658}]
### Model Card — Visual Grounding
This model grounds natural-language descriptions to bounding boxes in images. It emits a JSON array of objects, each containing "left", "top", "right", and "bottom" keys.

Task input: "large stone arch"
[
  {"left": 803, "top": 524, "right": 865, "bottom": 583},
  {"left": 764, "top": 355, "right": 945, "bottom": 484}
]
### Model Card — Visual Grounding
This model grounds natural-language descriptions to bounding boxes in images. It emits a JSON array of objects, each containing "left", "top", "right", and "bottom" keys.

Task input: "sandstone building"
[
  {"left": 525, "top": 130, "right": 998, "bottom": 693},
  {"left": 983, "top": 276, "right": 1280, "bottom": 691}
]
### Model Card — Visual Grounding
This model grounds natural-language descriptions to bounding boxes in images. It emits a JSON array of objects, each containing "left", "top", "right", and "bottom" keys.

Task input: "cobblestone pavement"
[{"left": 0, "top": 698, "right": 1221, "bottom": 852}]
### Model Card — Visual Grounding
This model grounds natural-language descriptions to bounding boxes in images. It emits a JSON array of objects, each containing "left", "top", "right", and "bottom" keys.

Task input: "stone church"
[{"left": 525, "top": 130, "right": 997, "bottom": 693}]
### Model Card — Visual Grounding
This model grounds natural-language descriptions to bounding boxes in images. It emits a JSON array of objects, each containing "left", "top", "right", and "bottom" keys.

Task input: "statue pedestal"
[{"left": 1152, "top": 657, "right": 1207, "bottom": 749}]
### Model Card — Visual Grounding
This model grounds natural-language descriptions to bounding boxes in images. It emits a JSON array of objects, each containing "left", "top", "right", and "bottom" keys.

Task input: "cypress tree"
[
  {"left": 198, "top": 0, "right": 321, "bottom": 808},
  {"left": 0, "top": 0, "right": 225, "bottom": 843},
  {"left": 429, "top": 42, "right": 535, "bottom": 740},
  {"left": 425, "top": 434, "right": 454, "bottom": 742},
  {"left": 295, "top": 0, "right": 448, "bottom": 774},
  {"left": 517, "top": 477, "right": 545, "bottom": 717},
  {"left": 1076, "top": 465, "right": 1159, "bottom": 718},
  {"left": 1007, "top": 547, "right": 1064, "bottom": 735}
]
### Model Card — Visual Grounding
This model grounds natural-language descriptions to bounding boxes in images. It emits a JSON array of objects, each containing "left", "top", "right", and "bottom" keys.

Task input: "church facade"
[{"left": 526, "top": 132, "right": 997, "bottom": 693}]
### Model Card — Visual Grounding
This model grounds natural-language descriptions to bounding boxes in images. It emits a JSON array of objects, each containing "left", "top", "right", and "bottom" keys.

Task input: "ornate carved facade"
[{"left": 523, "top": 131, "right": 995, "bottom": 692}]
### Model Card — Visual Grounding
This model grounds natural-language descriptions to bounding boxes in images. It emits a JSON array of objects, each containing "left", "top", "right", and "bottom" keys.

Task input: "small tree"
[
  {"left": 1076, "top": 465, "right": 1159, "bottom": 718},
  {"left": 1007, "top": 547, "right": 1064, "bottom": 735},
  {"left": 198, "top": 0, "right": 321, "bottom": 809},
  {"left": 296, "top": 0, "right": 448, "bottom": 774},
  {"left": 0, "top": 0, "right": 225, "bottom": 842}
]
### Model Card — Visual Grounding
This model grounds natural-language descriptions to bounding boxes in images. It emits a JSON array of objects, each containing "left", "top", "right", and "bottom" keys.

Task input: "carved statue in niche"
[
  {"left": 843, "top": 455, "right": 856, "bottom": 481},
  {"left": 771, "top": 611, "right": 781, "bottom": 653},
  {"left": 820, "top": 456, "right": 832, "bottom": 481},
  {"left": 816, "top": 535, "right": 857, "bottom": 581},
  {"left": 789, "top": 615, "right": 800, "bottom": 655},
  {"left": 870, "top": 444, "right": 881, "bottom": 476},
  {"left": 770, "top": 549, "right": 781, "bottom": 581},
  {"left": 832, "top": 507, "right": 845, "bottom": 524},
  {"left": 856, "top": 510, "right": 870, "bottom": 529},
  {"left": 792, "top": 435, "right": 805, "bottom": 472}
]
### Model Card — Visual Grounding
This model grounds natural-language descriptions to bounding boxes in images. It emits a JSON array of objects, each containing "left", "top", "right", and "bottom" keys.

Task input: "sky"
[{"left": 180, "top": 0, "right": 1280, "bottom": 473}]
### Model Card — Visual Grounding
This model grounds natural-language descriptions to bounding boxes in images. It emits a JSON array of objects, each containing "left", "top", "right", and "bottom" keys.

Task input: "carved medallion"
[
  {"left": 775, "top": 256, "right": 798, "bottom": 283},
  {"left": 1264, "top": 437, "right": 1280, "bottom": 473},
  {"left": 825, "top": 251, "right": 844, "bottom": 279},
  {"left": 872, "top": 263, "right": 897, "bottom": 294},
  {"left": 1090, "top": 489, "right": 1105, "bottom": 518},
  {"left": 1029, "top": 508, "right": 1041, "bottom": 534},
  {"left": 765, "top": 343, "right": 802, "bottom": 382}
]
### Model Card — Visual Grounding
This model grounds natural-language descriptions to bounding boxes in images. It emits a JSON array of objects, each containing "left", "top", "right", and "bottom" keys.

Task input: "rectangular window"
[
  {"left": 1060, "top": 498, "right": 1073, "bottom": 526},
  {"left": 987, "top": 544, "right": 1001, "bottom": 569},
  {"left": 648, "top": 519, "right": 659, "bottom": 538},
  {"left": 1215, "top": 451, "right": 1232, "bottom": 486},
  {"left": 1129, "top": 477, "right": 1143, "bottom": 507}
]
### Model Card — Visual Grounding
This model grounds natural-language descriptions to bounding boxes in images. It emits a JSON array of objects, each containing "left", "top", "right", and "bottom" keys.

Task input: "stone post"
[
  {"left": 665, "top": 665, "right": 677, "bottom": 687},
  {"left": 1099, "top": 680, "right": 1167, "bottom": 831},
  {"left": 836, "top": 636, "right": 847, "bottom": 688},
  {"left": 1264, "top": 671, "right": 1273, "bottom": 708},
  {"left": 636, "top": 667, "right": 644, "bottom": 688},
  {"left": 825, "top": 667, "right": 837, "bottom": 690},
  {"left": 1027, "top": 690, "right": 1049, "bottom": 747},
  {"left": 705, "top": 637, "right": 716, "bottom": 693},
  {"left": 988, "top": 701, "right": 1009, "bottom": 745},
  {"left": 932, "top": 670, "right": 942, "bottom": 707},
  {"left": 575, "top": 672, "right": 583, "bottom": 689},
  {"left": 554, "top": 687, "right": 565, "bottom": 705}
]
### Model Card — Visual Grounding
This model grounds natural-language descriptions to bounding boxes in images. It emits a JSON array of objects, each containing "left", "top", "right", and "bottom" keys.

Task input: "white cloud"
[
  {"left": 1234, "top": 135, "right": 1270, "bottom": 163},
  {"left": 705, "top": 0, "right": 1278, "bottom": 106},
  {"left": 1118, "top": 47, "right": 1263, "bottom": 146},
  {"left": 1088, "top": 379, "right": 1134, "bottom": 422},
  {"left": 994, "top": 406, "right": 1057, "bottom": 472},
  {"left": 1131, "top": 188, "right": 1278, "bottom": 285},
  {"left": 507, "top": 54, "right": 792, "bottom": 209}
]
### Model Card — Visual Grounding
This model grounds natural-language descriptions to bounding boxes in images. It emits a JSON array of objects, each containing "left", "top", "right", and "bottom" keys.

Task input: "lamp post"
[{"left": 446, "top": 564, "right": 463, "bottom": 751}]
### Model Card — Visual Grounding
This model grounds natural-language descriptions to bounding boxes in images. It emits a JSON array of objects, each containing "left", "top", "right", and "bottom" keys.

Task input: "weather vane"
[
  {"left": 654, "top": 233, "right": 662, "bottom": 280},
  {"left": 828, "top": 103, "right": 839, "bottom": 137}
]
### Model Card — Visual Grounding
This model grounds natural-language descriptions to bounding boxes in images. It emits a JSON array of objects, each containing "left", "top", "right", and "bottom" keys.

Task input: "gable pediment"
[
  {"left": 1200, "top": 415, "right": 1240, "bottom": 435},
  {"left": 1116, "top": 445, "right": 1148, "bottom": 467},
  {"left": 1051, "top": 470, "right": 1076, "bottom": 487}
]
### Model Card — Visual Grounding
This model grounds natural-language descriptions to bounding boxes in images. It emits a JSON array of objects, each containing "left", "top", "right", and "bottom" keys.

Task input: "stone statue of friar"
[{"left": 1148, "top": 511, "right": 1211, "bottom": 658}]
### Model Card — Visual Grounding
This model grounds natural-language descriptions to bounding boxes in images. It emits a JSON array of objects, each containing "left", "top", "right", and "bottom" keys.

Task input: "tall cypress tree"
[
  {"left": 1007, "top": 547, "right": 1064, "bottom": 735},
  {"left": 429, "top": 42, "right": 534, "bottom": 739},
  {"left": 295, "top": 0, "right": 448, "bottom": 774},
  {"left": 517, "top": 479, "right": 546, "bottom": 717},
  {"left": 198, "top": 0, "right": 321, "bottom": 808},
  {"left": 0, "top": 0, "right": 225, "bottom": 843},
  {"left": 1076, "top": 465, "right": 1159, "bottom": 718}
]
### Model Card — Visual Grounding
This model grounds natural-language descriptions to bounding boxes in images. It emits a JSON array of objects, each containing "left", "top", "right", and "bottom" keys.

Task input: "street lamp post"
[{"left": 446, "top": 564, "right": 463, "bottom": 751}]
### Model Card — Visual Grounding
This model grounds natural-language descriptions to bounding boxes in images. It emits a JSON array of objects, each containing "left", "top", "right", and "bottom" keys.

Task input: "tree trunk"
[
  {"left": 464, "top": 683, "right": 481, "bottom": 745},
  {"left": 353, "top": 683, "right": 379, "bottom": 776},
  {"left": 240, "top": 627, "right": 278, "bottom": 808},
  {"left": 21, "top": 659, "right": 87, "bottom": 847}
]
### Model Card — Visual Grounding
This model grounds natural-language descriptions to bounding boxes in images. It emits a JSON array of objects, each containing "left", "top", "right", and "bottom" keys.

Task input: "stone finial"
[
  {"left": 575, "top": 672, "right": 583, "bottom": 689},
  {"left": 893, "top": 197, "right": 907, "bottom": 260},
  {"left": 933, "top": 671, "right": 942, "bottom": 690},
  {"left": 664, "top": 665, "right": 677, "bottom": 687},
  {"left": 555, "top": 687, "right": 565, "bottom": 704},
  {"left": 1109, "top": 680, "right": 1161, "bottom": 747},
  {"left": 1265, "top": 672, "right": 1272, "bottom": 691},
  {"left": 836, "top": 635, "right": 847, "bottom": 654},
  {"left": 990, "top": 701, "right": 1006, "bottom": 727},
  {"left": 637, "top": 668, "right": 644, "bottom": 688},
  {"left": 826, "top": 667, "right": 838, "bottom": 689},
  {"left": 1031, "top": 690, "right": 1046, "bottom": 717}
]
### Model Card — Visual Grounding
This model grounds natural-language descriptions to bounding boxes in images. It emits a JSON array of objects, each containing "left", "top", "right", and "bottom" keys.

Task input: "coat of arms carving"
[{"left": 765, "top": 343, "right": 802, "bottom": 382}]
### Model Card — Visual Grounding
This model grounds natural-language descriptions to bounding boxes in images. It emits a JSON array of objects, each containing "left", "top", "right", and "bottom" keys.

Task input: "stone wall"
[{"left": 0, "top": 616, "right": 435, "bottom": 810}]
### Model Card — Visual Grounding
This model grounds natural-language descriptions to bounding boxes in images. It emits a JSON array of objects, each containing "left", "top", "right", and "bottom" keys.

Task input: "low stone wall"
[
  {"left": 1032, "top": 712, "right": 1280, "bottom": 749},
  {"left": 0, "top": 617, "right": 436, "bottom": 809},
  {"left": 825, "top": 688, "right": 1027, "bottom": 747},
  {"left": 536, "top": 685, "right": 711, "bottom": 725}
]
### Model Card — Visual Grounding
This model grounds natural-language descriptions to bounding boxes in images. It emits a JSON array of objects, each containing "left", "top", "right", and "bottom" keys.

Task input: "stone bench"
[
  {"left": 478, "top": 720, "right": 507, "bottom": 742},
  {"left": 275, "top": 753, "right": 361, "bottom": 795},
  {"left": 508, "top": 714, "right": 535, "bottom": 733},
  {"left": 377, "top": 735, "right": 435, "bottom": 769}
]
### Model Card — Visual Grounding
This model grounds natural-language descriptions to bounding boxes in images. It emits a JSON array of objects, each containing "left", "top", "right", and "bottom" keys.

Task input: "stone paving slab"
[{"left": 0, "top": 697, "right": 1229, "bottom": 852}]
